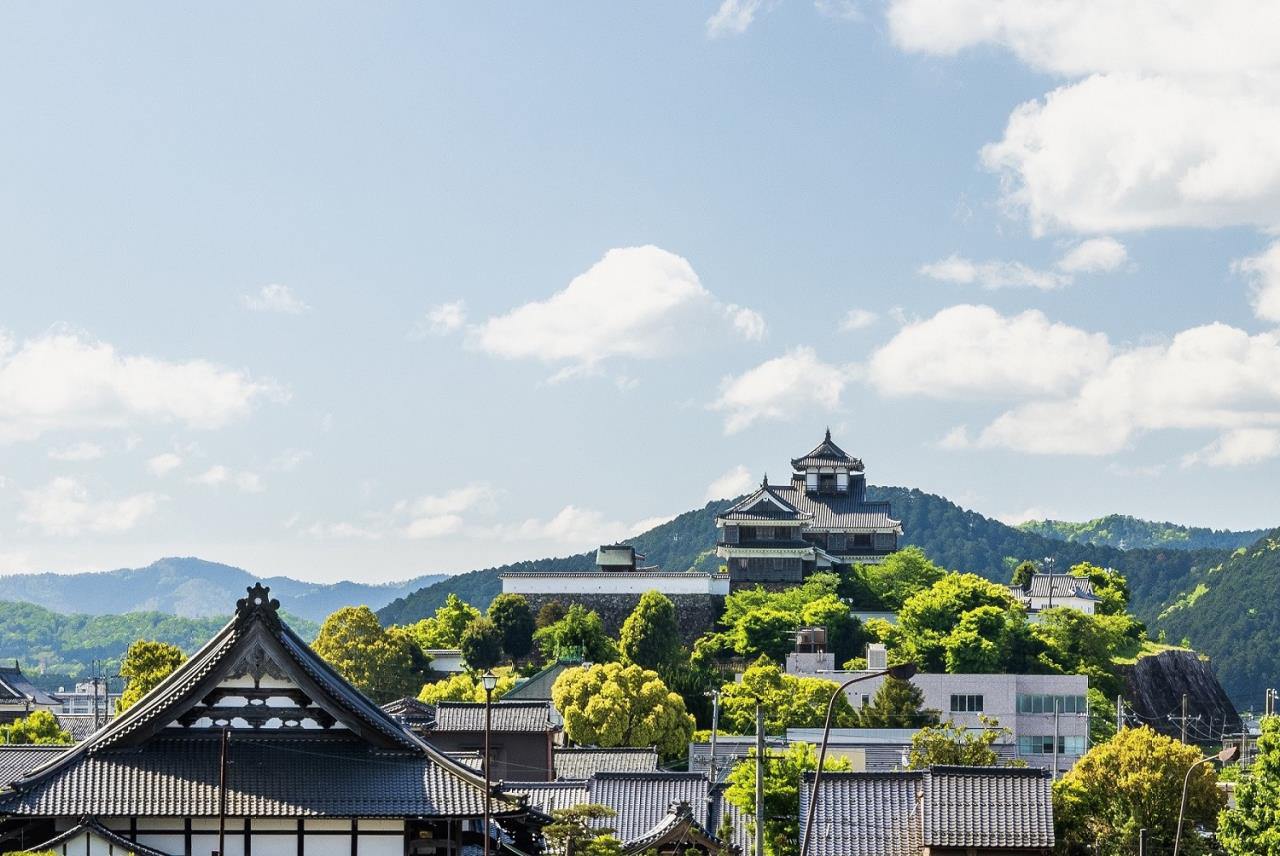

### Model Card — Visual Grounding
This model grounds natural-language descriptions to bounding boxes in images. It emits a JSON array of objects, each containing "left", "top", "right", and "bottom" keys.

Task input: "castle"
[{"left": 498, "top": 431, "right": 900, "bottom": 638}]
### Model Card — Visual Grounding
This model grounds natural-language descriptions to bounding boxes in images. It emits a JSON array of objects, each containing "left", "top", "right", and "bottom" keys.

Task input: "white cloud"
[
  {"left": 242, "top": 284, "right": 309, "bottom": 314},
  {"left": 192, "top": 465, "right": 230, "bottom": 486},
  {"left": 471, "top": 246, "right": 763, "bottom": 379},
  {"left": 1235, "top": 241, "right": 1280, "bottom": 323},
  {"left": 707, "top": 0, "right": 776, "bottom": 37},
  {"left": 47, "top": 441, "right": 104, "bottom": 462},
  {"left": 919, "top": 255, "right": 1068, "bottom": 290},
  {"left": 996, "top": 507, "right": 1056, "bottom": 527},
  {"left": 396, "top": 483, "right": 499, "bottom": 538},
  {"left": 270, "top": 448, "right": 312, "bottom": 472},
  {"left": 146, "top": 452, "right": 183, "bottom": 476},
  {"left": 0, "top": 331, "right": 272, "bottom": 443},
  {"left": 191, "top": 465, "right": 264, "bottom": 493},
  {"left": 705, "top": 464, "right": 757, "bottom": 501},
  {"left": 1182, "top": 428, "right": 1280, "bottom": 468},
  {"left": 403, "top": 514, "right": 465, "bottom": 539},
  {"left": 629, "top": 514, "right": 677, "bottom": 536},
  {"left": 710, "top": 346, "right": 852, "bottom": 434},
  {"left": 867, "top": 305, "right": 1111, "bottom": 399},
  {"left": 1056, "top": 237, "right": 1129, "bottom": 274},
  {"left": 514, "top": 505, "right": 632, "bottom": 546},
  {"left": 19, "top": 477, "right": 162, "bottom": 536},
  {"left": 419, "top": 300, "right": 467, "bottom": 336},
  {"left": 937, "top": 426, "right": 971, "bottom": 449},
  {"left": 305, "top": 521, "right": 383, "bottom": 540},
  {"left": 885, "top": 2, "right": 1280, "bottom": 234},
  {"left": 235, "top": 472, "right": 265, "bottom": 494},
  {"left": 974, "top": 323, "right": 1280, "bottom": 455},
  {"left": 840, "top": 309, "right": 878, "bottom": 331}
]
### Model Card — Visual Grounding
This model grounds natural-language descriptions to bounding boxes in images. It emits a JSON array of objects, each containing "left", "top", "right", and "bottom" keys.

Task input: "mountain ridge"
[{"left": 1018, "top": 513, "right": 1267, "bottom": 551}]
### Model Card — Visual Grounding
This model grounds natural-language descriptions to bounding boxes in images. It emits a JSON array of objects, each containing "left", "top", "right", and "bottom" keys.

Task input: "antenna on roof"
[
  {"left": 761, "top": 472, "right": 768, "bottom": 487},
  {"left": 824, "top": 426, "right": 831, "bottom": 441}
]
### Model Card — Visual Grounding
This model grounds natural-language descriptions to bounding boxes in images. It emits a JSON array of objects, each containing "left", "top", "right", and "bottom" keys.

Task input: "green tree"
[
  {"left": 487, "top": 593, "right": 535, "bottom": 662},
  {"left": 535, "top": 599, "right": 566, "bottom": 629},
  {"left": 541, "top": 804, "right": 623, "bottom": 856},
  {"left": 1068, "top": 562, "right": 1130, "bottom": 615},
  {"left": 1031, "top": 608, "right": 1128, "bottom": 696},
  {"left": 890, "top": 573, "right": 1025, "bottom": 672},
  {"left": 417, "top": 668, "right": 517, "bottom": 704},
  {"left": 730, "top": 608, "right": 795, "bottom": 662},
  {"left": 534, "top": 604, "right": 618, "bottom": 663},
  {"left": 116, "top": 639, "right": 186, "bottom": 712},
  {"left": 1054, "top": 726, "right": 1225, "bottom": 856},
  {"left": 458, "top": 617, "right": 503, "bottom": 671},
  {"left": 619, "top": 590, "right": 682, "bottom": 673},
  {"left": 406, "top": 594, "right": 482, "bottom": 650},
  {"left": 717, "top": 657, "right": 858, "bottom": 735},
  {"left": 0, "top": 710, "right": 72, "bottom": 745},
  {"left": 855, "top": 546, "right": 946, "bottom": 610},
  {"left": 1087, "top": 687, "right": 1118, "bottom": 746},
  {"left": 907, "top": 716, "right": 1010, "bottom": 768},
  {"left": 312, "top": 606, "right": 424, "bottom": 702},
  {"left": 725, "top": 742, "right": 851, "bottom": 856},
  {"left": 943, "top": 605, "right": 1043, "bottom": 674},
  {"left": 1220, "top": 715, "right": 1280, "bottom": 854},
  {"left": 550, "top": 662, "right": 694, "bottom": 757},
  {"left": 1010, "top": 560, "right": 1038, "bottom": 588},
  {"left": 856, "top": 676, "right": 938, "bottom": 728}
]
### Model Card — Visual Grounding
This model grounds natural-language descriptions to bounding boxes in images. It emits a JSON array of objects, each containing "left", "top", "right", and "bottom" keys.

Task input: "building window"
[
  {"left": 836, "top": 472, "right": 849, "bottom": 492},
  {"left": 950, "top": 694, "right": 983, "bottom": 713},
  {"left": 756, "top": 527, "right": 774, "bottom": 541},
  {"left": 1018, "top": 735, "right": 1086, "bottom": 755},
  {"left": 806, "top": 472, "right": 818, "bottom": 491},
  {"left": 828, "top": 532, "right": 846, "bottom": 551},
  {"left": 853, "top": 533, "right": 872, "bottom": 548},
  {"left": 1017, "top": 694, "right": 1088, "bottom": 714}
]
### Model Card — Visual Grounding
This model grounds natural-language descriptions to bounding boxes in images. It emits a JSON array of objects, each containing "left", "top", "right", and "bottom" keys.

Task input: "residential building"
[
  {"left": 53, "top": 681, "right": 117, "bottom": 720},
  {"left": 799, "top": 766, "right": 1054, "bottom": 855},
  {"left": 1008, "top": 572, "right": 1101, "bottom": 617},
  {"left": 716, "top": 431, "right": 902, "bottom": 588},
  {"left": 0, "top": 584, "right": 545, "bottom": 856},
  {"left": 384, "top": 698, "right": 561, "bottom": 782},
  {"left": 0, "top": 665, "right": 62, "bottom": 725},
  {"left": 687, "top": 734, "right": 790, "bottom": 783},
  {"left": 786, "top": 727, "right": 1020, "bottom": 772},
  {"left": 787, "top": 647, "right": 1090, "bottom": 775}
]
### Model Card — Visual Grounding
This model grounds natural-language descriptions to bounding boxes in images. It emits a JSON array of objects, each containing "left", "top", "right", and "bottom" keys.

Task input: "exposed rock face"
[
  {"left": 523, "top": 593, "right": 723, "bottom": 646},
  {"left": 1122, "top": 649, "right": 1241, "bottom": 742}
]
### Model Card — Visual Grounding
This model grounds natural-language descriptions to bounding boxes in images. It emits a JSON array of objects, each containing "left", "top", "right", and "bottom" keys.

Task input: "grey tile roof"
[
  {"left": 37, "top": 817, "right": 172, "bottom": 856},
  {"left": 799, "top": 771, "right": 923, "bottom": 856},
  {"left": 719, "top": 484, "right": 898, "bottom": 531},
  {"left": 55, "top": 714, "right": 102, "bottom": 742},
  {"left": 588, "top": 772, "right": 710, "bottom": 843},
  {"left": 430, "top": 701, "right": 557, "bottom": 734},
  {"left": 717, "top": 482, "right": 812, "bottom": 523},
  {"left": 799, "top": 766, "right": 1055, "bottom": 856},
  {"left": 0, "top": 734, "right": 527, "bottom": 818},
  {"left": 553, "top": 748, "right": 659, "bottom": 780},
  {"left": 0, "top": 746, "right": 68, "bottom": 788},
  {"left": 1020, "top": 574, "right": 1100, "bottom": 601},
  {"left": 505, "top": 780, "right": 592, "bottom": 816},
  {"left": 0, "top": 666, "right": 62, "bottom": 707},
  {"left": 922, "top": 766, "right": 1054, "bottom": 850},
  {"left": 790, "top": 430, "right": 864, "bottom": 472},
  {"left": 382, "top": 697, "right": 435, "bottom": 726},
  {"left": 622, "top": 800, "right": 733, "bottom": 855},
  {"left": 506, "top": 661, "right": 578, "bottom": 701}
]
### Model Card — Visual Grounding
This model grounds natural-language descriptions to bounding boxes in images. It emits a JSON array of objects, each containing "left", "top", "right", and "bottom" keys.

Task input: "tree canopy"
[
  {"left": 551, "top": 662, "right": 694, "bottom": 757},
  {"left": 417, "top": 668, "right": 517, "bottom": 704},
  {"left": 0, "top": 710, "right": 72, "bottom": 745},
  {"left": 854, "top": 546, "right": 947, "bottom": 610},
  {"left": 717, "top": 574, "right": 867, "bottom": 665},
  {"left": 718, "top": 657, "right": 857, "bottom": 736},
  {"left": 856, "top": 676, "right": 938, "bottom": 728},
  {"left": 404, "top": 594, "right": 481, "bottom": 650},
  {"left": 1219, "top": 715, "right": 1280, "bottom": 854},
  {"left": 312, "top": 606, "right": 426, "bottom": 702},
  {"left": 487, "top": 593, "right": 535, "bottom": 662},
  {"left": 458, "top": 617, "right": 503, "bottom": 671},
  {"left": 725, "top": 742, "right": 850, "bottom": 856},
  {"left": 619, "top": 590, "right": 681, "bottom": 673},
  {"left": 908, "top": 717, "right": 1010, "bottom": 769},
  {"left": 116, "top": 639, "right": 186, "bottom": 712},
  {"left": 535, "top": 604, "right": 618, "bottom": 664},
  {"left": 541, "top": 804, "right": 623, "bottom": 856}
]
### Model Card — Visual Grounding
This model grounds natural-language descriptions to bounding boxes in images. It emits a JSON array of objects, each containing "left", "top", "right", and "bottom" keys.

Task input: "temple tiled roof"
[
  {"left": 721, "top": 486, "right": 899, "bottom": 532},
  {"left": 790, "top": 430, "right": 864, "bottom": 472},
  {"left": 553, "top": 748, "right": 659, "bottom": 780},
  {"left": 0, "top": 746, "right": 68, "bottom": 789},
  {"left": 0, "top": 666, "right": 61, "bottom": 707},
  {"left": 505, "top": 780, "right": 591, "bottom": 816},
  {"left": 54, "top": 714, "right": 102, "bottom": 743},
  {"left": 717, "top": 481, "right": 812, "bottom": 523},
  {"left": 588, "top": 772, "right": 710, "bottom": 843},
  {"left": 430, "top": 701, "right": 558, "bottom": 734},
  {"left": 799, "top": 766, "right": 1055, "bottom": 856},
  {"left": 623, "top": 800, "right": 733, "bottom": 855},
  {"left": 381, "top": 696, "right": 435, "bottom": 726},
  {"left": 1019, "top": 574, "right": 1101, "bottom": 601}
]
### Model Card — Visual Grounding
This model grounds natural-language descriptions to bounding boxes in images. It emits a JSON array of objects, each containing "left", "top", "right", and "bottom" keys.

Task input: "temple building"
[
  {"left": 0, "top": 584, "right": 544, "bottom": 856},
  {"left": 716, "top": 431, "right": 902, "bottom": 587}
]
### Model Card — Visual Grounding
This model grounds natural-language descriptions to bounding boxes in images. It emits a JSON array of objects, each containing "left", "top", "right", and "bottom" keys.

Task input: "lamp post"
[
  {"left": 1172, "top": 744, "right": 1239, "bottom": 856},
  {"left": 799, "top": 662, "right": 918, "bottom": 856},
  {"left": 481, "top": 670, "right": 498, "bottom": 856}
]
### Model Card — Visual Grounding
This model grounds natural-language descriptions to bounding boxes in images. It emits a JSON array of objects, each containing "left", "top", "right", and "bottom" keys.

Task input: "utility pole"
[
  {"left": 707, "top": 689, "right": 721, "bottom": 785},
  {"left": 1182, "top": 693, "right": 1189, "bottom": 744},
  {"left": 216, "top": 725, "right": 229, "bottom": 856},
  {"left": 1138, "top": 828, "right": 1148, "bottom": 856},
  {"left": 1116, "top": 695, "right": 1124, "bottom": 734},
  {"left": 1052, "top": 697, "right": 1060, "bottom": 781},
  {"left": 755, "top": 701, "right": 765, "bottom": 856}
]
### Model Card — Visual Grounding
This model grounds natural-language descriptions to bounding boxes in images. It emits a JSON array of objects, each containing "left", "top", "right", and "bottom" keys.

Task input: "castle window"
[
  {"left": 806, "top": 471, "right": 818, "bottom": 491},
  {"left": 837, "top": 472, "right": 849, "bottom": 492}
]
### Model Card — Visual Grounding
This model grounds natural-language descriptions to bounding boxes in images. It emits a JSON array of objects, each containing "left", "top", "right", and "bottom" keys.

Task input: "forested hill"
[
  {"left": 377, "top": 486, "right": 1229, "bottom": 631},
  {"left": 0, "top": 557, "right": 446, "bottom": 622},
  {"left": 1018, "top": 514, "right": 1267, "bottom": 551}
]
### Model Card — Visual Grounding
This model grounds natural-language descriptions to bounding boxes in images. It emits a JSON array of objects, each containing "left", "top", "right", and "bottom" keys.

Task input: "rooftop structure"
[
  {"left": 1009, "top": 572, "right": 1102, "bottom": 617},
  {"left": 552, "top": 747, "right": 659, "bottom": 779},
  {"left": 0, "top": 664, "right": 62, "bottom": 725},
  {"left": 716, "top": 430, "right": 902, "bottom": 587},
  {"left": 382, "top": 699, "right": 561, "bottom": 782}
]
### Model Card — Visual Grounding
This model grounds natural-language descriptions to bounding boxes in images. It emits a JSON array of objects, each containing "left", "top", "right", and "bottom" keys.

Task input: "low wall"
[{"left": 522, "top": 592, "right": 724, "bottom": 646}]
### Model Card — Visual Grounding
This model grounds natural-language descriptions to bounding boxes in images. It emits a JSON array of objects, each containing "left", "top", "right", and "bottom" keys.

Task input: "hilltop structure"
[
  {"left": 716, "top": 430, "right": 902, "bottom": 588},
  {"left": 0, "top": 584, "right": 545, "bottom": 856},
  {"left": 1008, "top": 572, "right": 1101, "bottom": 617}
]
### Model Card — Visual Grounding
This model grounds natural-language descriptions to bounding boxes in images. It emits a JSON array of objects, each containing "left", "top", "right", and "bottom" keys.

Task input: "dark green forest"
[{"left": 1019, "top": 513, "right": 1267, "bottom": 551}]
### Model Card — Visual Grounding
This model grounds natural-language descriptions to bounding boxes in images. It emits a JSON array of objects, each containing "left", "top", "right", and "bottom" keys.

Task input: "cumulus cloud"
[
  {"left": 1235, "top": 241, "right": 1280, "bottom": 323},
  {"left": 242, "top": 284, "right": 309, "bottom": 314},
  {"left": 706, "top": 0, "right": 776, "bottom": 37},
  {"left": 840, "top": 309, "right": 878, "bottom": 331},
  {"left": 1182, "top": 428, "right": 1280, "bottom": 468},
  {"left": 191, "top": 465, "right": 265, "bottom": 493},
  {"left": 710, "top": 346, "right": 853, "bottom": 434},
  {"left": 884, "top": 2, "right": 1280, "bottom": 234},
  {"left": 419, "top": 300, "right": 467, "bottom": 336},
  {"left": 513, "top": 505, "right": 633, "bottom": 546},
  {"left": 0, "top": 331, "right": 273, "bottom": 443},
  {"left": 471, "top": 246, "right": 764, "bottom": 380},
  {"left": 396, "top": 483, "right": 500, "bottom": 539},
  {"left": 705, "top": 464, "right": 756, "bottom": 501},
  {"left": 974, "top": 323, "right": 1280, "bottom": 455},
  {"left": 19, "top": 477, "right": 162, "bottom": 535},
  {"left": 147, "top": 452, "right": 183, "bottom": 476},
  {"left": 867, "top": 305, "right": 1111, "bottom": 399},
  {"left": 47, "top": 441, "right": 104, "bottom": 462},
  {"left": 270, "top": 449, "right": 312, "bottom": 472},
  {"left": 920, "top": 238, "right": 1128, "bottom": 290}
]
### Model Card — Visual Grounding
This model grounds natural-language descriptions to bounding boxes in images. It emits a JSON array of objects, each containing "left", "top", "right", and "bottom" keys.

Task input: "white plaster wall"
[
  {"left": 502, "top": 574, "right": 727, "bottom": 595},
  {"left": 302, "top": 835, "right": 348, "bottom": 856}
]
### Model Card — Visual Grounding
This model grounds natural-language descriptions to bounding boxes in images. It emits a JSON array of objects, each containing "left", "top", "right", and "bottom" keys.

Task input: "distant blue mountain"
[{"left": 0, "top": 557, "right": 446, "bottom": 622}]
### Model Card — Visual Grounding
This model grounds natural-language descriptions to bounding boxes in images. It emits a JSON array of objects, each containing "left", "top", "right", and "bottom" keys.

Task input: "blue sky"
[{"left": 3, "top": 2, "right": 1279, "bottom": 582}]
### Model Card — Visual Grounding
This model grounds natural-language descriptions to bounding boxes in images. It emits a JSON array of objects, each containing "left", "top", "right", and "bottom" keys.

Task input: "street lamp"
[
  {"left": 1172, "top": 744, "right": 1239, "bottom": 856},
  {"left": 480, "top": 670, "right": 498, "bottom": 856},
  {"left": 799, "top": 662, "right": 918, "bottom": 856}
]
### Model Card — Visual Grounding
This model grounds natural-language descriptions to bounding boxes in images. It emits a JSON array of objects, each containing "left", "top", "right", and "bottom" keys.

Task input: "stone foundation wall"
[{"left": 523, "top": 592, "right": 724, "bottom": 646}]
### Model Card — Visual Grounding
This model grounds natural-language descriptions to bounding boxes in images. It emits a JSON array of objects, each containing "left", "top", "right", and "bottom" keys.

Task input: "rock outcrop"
[{"left": 1122, "top": 649, "right": 1241, "bottom": 743}]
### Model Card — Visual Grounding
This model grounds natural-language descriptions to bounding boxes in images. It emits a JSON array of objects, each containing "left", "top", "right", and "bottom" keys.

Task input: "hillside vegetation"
[
  {"left": 0, "top": 557, "right": 445, "bottom": 621},
  {"left": 1019, "top": 514, "right": 1266, "bottom": 551}
]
